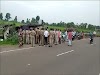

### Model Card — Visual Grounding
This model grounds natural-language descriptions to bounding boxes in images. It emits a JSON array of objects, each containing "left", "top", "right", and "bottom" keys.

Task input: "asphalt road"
[{"left": 0, "top": 38, "right": 100, "bottom": 75}]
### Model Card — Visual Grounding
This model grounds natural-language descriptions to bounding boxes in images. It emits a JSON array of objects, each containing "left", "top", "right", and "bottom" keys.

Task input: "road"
[{"left": 0, "top": 38, "right": 100, "bottom": 75}]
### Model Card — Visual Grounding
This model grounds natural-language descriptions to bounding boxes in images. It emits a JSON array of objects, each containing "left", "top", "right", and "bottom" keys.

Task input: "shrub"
[{"left": 0, "top": 32, "right": 18, "bottom": 45}]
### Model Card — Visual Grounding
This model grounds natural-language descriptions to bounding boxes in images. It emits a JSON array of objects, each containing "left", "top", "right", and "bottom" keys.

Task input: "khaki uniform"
[
  {"left": 39, "top": 30, "right": 44, "bottom": 46},
  {"left": 26, "top": 30, "right": 30, "bottom": 44},
  {"left": 30, "top": 30, "right": 36, "bottom": 47},
  {"left": 55, "top": 31, "right": 59, "bottom": 45},
  {"left": 36, "top": 29, "right": 40, "bottom": 44},
  {"left": 22, "top": 30, "right": 26, "bottom": 44},
  {"left": 49, "top": 30, "right": 54, "bottom": 47}
]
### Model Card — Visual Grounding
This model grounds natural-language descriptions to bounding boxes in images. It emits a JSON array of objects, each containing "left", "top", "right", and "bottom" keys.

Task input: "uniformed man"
[
  {"left": 22, "top": 29, "right": 26, "bottom": 44},
  {"left": 49, "top": 28, "right": 54, "bottom": 47},
  {"left": 30, "top": 28, "right": 36, "bottom": 47},
  {"left": 55, "top": 29, "right": 59, "bottom": 45},
  {"left": 26, "top": 29, "right": 30, "bottom": 44},
  {"left": 39, "top": 28, "right": 44, "bottom": 46},
  {"left": 35, "top": 28, "right": 40, "bottom": 44}
]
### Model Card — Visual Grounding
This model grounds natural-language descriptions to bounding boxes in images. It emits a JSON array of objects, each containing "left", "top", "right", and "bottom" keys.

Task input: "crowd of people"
[
  {"left": 18, "top": 27, "right": 95, "bottom": 47},
  {"left": 18, "top": 27, "right": 78, "bottom": 47}
]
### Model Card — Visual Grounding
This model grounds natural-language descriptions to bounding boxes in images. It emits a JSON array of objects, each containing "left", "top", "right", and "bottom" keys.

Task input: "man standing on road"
[
  {"left": 65, "top": 29, "right": 68, "bottom": 42},
  {"left": 55, "top": 29, "right": 59, "bottom": 45},
  {"left": 58, "top": 30, "right": 62, "bottom": 44},
  {"left": 22, "top": 29, "right": 26, "bottom": 44},
  {"left": 18, "top": 28, "right": 23, "bottom": 47},
  {"left": 30, "top": 28, "right": 36, "bottom": 47},
  {"left": 49, "top": 28, "right": 54, "bottom": 47},
  {"left": 39, "top": 28, "right": 44, "bottom": 46},
  {"left": 26, "top": 29, "right": 30, "bottom": 44},
  {"left": 35, "top": 28, "right": 40, "bottom": 44},
  {"left": 68, "top": 29, "right": 73, "bottom": 46},
  {"left": 44, "top": 28, "right": 49, "bottom": 46}
]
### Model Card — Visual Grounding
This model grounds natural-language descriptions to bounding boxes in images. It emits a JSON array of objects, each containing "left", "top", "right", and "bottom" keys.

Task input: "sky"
[{"left": 0, "top": 1, "right": 100, "bottom": 26}]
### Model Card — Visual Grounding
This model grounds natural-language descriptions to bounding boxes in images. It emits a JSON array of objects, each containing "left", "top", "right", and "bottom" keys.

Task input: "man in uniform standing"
[
  {"left": 55, "top": 29, "right": 59, "bottom": 45},
  {"left": 22, "top": 29, "right": 26, "bottom": 44},
  {"left": 36, "top": 28, "right": 40, "bottom": 44},
  {"left": 26, "top": 29, "right": 30, "bottom": 44},
  {"left": 39, "top": 28, "right": 44, "bottom": 46},
  {"left": 30, "top": 28, "right": 36, "bottom": 47},
  {"left": 49, "top": 28, "right": 54, "bottom": 47}
]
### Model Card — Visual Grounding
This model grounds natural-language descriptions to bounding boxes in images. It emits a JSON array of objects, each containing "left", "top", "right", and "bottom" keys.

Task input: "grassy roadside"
[{"left": 0, "top": 20, "right": 22, "bottom": 26}]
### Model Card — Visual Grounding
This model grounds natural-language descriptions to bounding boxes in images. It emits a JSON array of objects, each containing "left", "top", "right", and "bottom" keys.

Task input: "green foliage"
[
  {"left": 0, "top": 20, "right": 22, "bottom": 26},
  {"left": 0, "top": 13, "right": 3, "bottom": 20},
  {"left": 36, "top": 16, "right": 40, "bottom": 23},
  {"left": 21, "top": 20, "right": 25, "bottom": 24},
  {"left": 14, "top": 16, "right": 17, "bottom": 22},
  {"left": 31, "top": 18, "right": 36, "bottom": 24},
  {"left": 0, "top": 33, "right": 18, "bottom": 45},
  {"left": 5, "top": 13, "right": 11, "bottom": 21}
]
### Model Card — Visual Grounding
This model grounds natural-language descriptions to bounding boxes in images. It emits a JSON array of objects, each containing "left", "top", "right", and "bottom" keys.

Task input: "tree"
[
  {"left": 36, "top": 16, "right": 40, "bottom": 24},
  {"left": 31, "top": 18, "right": 35, "bottom": 24},
  {"left": 5, "top": 13, "right": 11, "bottom": 21},
  {"left": 21, "top": 20, "right": 25, "bottom": 24},
  {"left": 26, "top": 18, "right": 29, "bottom": 24},
  {"left": 14, "top": 16, "right": 17, "bottom": 22},
  {"left": 42, "top": 20, "right": 44, "bottom": 25},
  {"left": 0, "top": 13, "right": 3, "bottom": 20},
  {"left": 66, "top": 22, "right": 75, "bottom": 28}
]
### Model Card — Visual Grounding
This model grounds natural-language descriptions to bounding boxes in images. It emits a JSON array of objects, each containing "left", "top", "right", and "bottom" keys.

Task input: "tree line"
[
  {"left": 0, "top": 13, "right": 43, "bottom": 25},
  {"left": 0, "top": 12, "right": 100, "bottom": 31}
]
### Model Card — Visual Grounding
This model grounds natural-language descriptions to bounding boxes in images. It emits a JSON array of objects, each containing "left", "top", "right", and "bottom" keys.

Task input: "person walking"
[
  {"left": 44, "top": 28, "right": 49, "bottom": 46},
  {"left": 68, "top": 29, "right": 73, "bottom": 46}
]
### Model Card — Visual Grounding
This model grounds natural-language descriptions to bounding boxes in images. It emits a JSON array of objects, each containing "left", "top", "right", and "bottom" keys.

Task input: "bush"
[{"left": 0, "top": 33, "right": 18, "bottom": 45}]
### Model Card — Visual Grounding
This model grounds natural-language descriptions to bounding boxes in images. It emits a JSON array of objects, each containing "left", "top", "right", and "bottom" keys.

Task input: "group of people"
[{"left": 18, "top": 27, "right": 77, "bottom": 47}]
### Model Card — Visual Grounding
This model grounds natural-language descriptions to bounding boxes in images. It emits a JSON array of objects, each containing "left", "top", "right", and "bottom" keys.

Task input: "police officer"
[
  {"left": 30, "top": 28, "right": 36, "bottom": 47},
  {"left": 26, "top": 29, "right": 30, "bottom": 44},
  {"left": 39, "top": 28, "right": 44, "bottom": 46},
  {"left": 36, "top": 28, "right": 40, "bottom": 44},
  {"left": 49, "top": 28, "right": 54, "bottom": 47},
  {"left": 22, "top": 29, "right": 26, "bottom": 44},
  {"left": 55, "top": 29, "right": 59, "bottom": 45}
]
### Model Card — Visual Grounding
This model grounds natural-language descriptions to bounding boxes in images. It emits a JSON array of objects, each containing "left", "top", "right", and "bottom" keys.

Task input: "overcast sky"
[{"left": 0, "top": 1, "right": 100, "bottom": 25}]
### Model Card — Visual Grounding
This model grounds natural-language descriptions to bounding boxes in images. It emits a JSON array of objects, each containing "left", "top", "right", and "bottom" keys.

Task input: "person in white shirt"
[
  {"left": 44, "top": 28, "right": 49, "bottom": 46},
  {"left": 65, "top": 30, "right": 68, "bottom": 42}
]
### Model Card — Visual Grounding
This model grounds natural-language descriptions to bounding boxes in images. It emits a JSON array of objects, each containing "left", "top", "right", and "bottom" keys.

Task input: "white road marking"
[
  {"left": 99, "top": 73, "right": 100, "bottom": 75},
  {"left": 0, "top": 47, "right": 37, "bottom": 54},
  {"left": 57, "top": 50, "right": 74, "bottom": 56}
]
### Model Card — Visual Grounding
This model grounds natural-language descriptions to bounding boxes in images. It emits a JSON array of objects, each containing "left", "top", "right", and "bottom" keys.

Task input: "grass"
[
  {"left": 45, "top": 25, "right": 93, "bottom": 33},
  {"left": 0, "top": 20, "right": 22, "bottom": 26}
]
